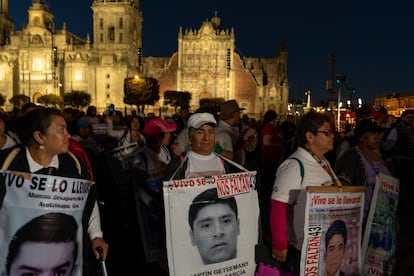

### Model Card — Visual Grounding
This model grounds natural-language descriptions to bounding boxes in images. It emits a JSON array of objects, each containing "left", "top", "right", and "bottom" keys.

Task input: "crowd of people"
[{"left": 0, "top": 100, "right": 412, "bottom": 275}]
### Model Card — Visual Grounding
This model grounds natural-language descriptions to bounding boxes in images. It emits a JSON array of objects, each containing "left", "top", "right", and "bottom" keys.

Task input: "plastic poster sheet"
[
  {"left": 0, "top": 170, "right": 92, "bottom": 276},
  {"left": 302, "top": 186, "right": 365, "bottom": 276},
  {"left": 163, "top": 171, "right": 259, "bottom": 276},
  {"left": 362, "top": 173, "right": 399, "bottom": 275}
]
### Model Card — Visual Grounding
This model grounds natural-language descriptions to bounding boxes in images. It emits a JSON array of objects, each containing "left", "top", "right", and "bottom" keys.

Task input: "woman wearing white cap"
[{"left": 165, "top": 112, "right": 229, "bottom": 179}]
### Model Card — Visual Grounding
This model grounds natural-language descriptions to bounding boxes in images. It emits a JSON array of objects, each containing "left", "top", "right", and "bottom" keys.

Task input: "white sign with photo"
[
  {"left": 362, "top": 173, "right": 399, "bottom": 275},
  {"left": 302, "top": 186, "right": 365, "bottom": 276},
  {"left": 0, "top": 170, "right": 92, "bottom": 276},
  {"left": 163, "top": 171, "right": 259, "bottom": 276}
]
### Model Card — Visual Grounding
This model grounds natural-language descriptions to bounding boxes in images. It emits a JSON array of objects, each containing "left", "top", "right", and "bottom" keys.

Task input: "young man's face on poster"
[
  {"left": 190, "top": 202, "right": 240, "bottom": 264},
  {"left": 9, "top": 241, "right": 76, "bottom": 276},
  {"left": 324, "top": 233, "right": 345, "bottom": 276}
]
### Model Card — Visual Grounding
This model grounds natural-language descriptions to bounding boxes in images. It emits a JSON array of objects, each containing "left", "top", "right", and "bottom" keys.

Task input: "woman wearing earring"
[
  {"left": 270, "top": 110, "right": 340, "bottom": 273},
  {"left": 0, "top": 107, "right": 108, "bottom": 276}
]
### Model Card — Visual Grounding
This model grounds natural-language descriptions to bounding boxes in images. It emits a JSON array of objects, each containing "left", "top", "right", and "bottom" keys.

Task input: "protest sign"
[
  {"left": 0, "top": 170, "right": 93, "bottom": 276},
  {"left": 302, "top": 186, "right": 365, "bottom": 276},
  {"left": 362, "top": 173, "right": 399, "bottom": 275},
  {"left": 163, "top": 171, "right": 259, "bottom": 276}
]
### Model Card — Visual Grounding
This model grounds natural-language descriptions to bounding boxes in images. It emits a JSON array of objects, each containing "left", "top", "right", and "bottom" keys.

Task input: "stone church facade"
[{"left": 0, "top": 0, "right": 289, "bottom": 118}]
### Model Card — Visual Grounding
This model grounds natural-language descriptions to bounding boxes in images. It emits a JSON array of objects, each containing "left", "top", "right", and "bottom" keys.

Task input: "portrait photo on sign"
[
  {"left": 2, "top": 212, "right": 79, "bottom": 276},
  {"left": 188, "top": 188, "right": 240, "bottom": 265},
  {"left": 319, "top": 218, "right": 359, "bottom": 276},
  {"left": 163, "top": 177, "right": 259, "bottom": 276}
]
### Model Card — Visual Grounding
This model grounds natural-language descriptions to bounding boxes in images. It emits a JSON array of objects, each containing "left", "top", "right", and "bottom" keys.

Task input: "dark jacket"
[
  {"left": 0, "top": 145, "right": 97, "bottom": 275},
  {"left": 334, "top": 147, "right": 367, "bottom": 186}
]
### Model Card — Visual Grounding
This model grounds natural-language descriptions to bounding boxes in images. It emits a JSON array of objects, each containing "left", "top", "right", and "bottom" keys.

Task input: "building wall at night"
[
  {"left": 375, "top": 93, "right": 414, "bottom": 116},
  {"left": 0, "top": 0, "right": 289, "bottom": 117}
]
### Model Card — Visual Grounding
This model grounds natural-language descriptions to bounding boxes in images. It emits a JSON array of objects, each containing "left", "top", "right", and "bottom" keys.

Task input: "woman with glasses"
[{"left": 269, "top": 110, "right": 340, "bottom": 273}]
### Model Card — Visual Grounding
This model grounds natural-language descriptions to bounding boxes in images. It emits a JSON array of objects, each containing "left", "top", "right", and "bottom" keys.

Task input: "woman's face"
[
  {"left": 161, "top": 132, "right": 171, "bottom": 146},
  {"left": 40, "top": 115, "right": 71, "bottom": 155},
  {"left": 310, "top": 121, "right": 335, "bottom": 155},
  {"left": 130, "top": 117, "right": 140, "bottom": 130},
  {"left": 190, "top": 124, "right": 216, "bottom": 155},
  {"left": 358, "top": 131, "right": 383, "bottom": 150}
]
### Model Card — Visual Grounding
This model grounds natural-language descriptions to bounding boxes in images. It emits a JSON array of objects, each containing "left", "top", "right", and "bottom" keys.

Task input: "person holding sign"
[
  {"left": 0, "top": 107, "right": 108, "bottom": 275},
  {"left": 131, "top": 117, "right": 177, "bottom": 272},
  {"left": 165, "top": 112, "right": 228, "bottom": 179},
  {"left": 5, "top": 212, "right": 78, "bottom": 276},
  {"left": 335, "top": 119, "right": 393, "bottom": 229},
  {"left": 270, "top": 110, "right": 340, "bottom": 273},
  {"left": 335, "top": 118, "right": 399, "bottom": 275},
  {"left": 188, "top": 188, "right": 240, "bottom": 264}
]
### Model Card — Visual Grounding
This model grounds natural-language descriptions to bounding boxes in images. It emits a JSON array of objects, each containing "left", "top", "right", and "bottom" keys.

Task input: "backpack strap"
[
  {"left": 1, "top": 147, "right": 21, "bottom": 170},
  {"left": 118, "top": 129, "right": 129, "bottom": 146},
  {"left": 214, "top": 152, "right": 249, "bottom": 172},
  {"left": 67, "top": 151, "right": 82, "bottom": 175},
  {"left": 169, "top": 152, "right": 189, "bottom": 181},
  {"left": 289, "top": 157, "right": 304, "bottom": 183},
  {"left": 1, "top": 147, "right": 81, "bottom": 176}
]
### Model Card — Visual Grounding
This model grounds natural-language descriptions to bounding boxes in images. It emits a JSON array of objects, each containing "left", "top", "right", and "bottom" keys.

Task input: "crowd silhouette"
[{"left": 0, "top": 101, "right": 412, "bottom": 275}]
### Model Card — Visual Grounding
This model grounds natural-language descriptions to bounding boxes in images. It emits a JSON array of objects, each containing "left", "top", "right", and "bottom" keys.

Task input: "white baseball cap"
[{"left": 187, "top": 113, "right": 217, "bottom": 129}]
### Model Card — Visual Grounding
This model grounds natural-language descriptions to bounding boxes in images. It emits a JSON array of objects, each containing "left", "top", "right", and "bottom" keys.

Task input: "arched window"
[{"left": 109, "top": 27, "right": 115, "bottom": 41}]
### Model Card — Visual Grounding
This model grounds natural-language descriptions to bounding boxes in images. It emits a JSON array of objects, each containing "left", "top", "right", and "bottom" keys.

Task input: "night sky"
[{"left": 9, "top": 0, "right": 414, "bottom": 105}]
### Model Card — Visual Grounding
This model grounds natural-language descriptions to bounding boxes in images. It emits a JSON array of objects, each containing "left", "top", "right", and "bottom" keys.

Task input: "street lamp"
[
  {"left": 347, "top": 86, "right": 356, "bottom": 110},
  {"left": 337, "top": 101, "right": 343, "bottom": 132},
  {"left": 304, "top": 90, "right": 311, "bottom": 112},
  {"left": 357, "top": 98, "right": 362, "bottom": 109},
  {"left": 335, "top": 74, "right": 346, "bottom": 132}
]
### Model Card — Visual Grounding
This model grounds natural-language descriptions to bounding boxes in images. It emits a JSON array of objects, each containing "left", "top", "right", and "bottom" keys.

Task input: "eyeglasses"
[{"left": 313, "top": 129, "right": 333, "bottom": 136}]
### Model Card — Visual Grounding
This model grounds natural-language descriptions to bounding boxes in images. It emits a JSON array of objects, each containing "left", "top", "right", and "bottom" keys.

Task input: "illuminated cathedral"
[{"left": 0, "top": 0, "right": 289, "bottom": 117}]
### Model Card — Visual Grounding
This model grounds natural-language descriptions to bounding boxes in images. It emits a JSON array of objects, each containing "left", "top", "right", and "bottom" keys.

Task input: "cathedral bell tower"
[
  {"left": 91, "top": 0, "right": 143, "bottom": 72},
  {"left": 91, "top": 0, "right": 143, "bottom": 109},
  {"left": 0, "top": 0, "right": 13, "bottom": 45},
  {"left": 27, "top": 0, "right": 54, "bottom": 32}
]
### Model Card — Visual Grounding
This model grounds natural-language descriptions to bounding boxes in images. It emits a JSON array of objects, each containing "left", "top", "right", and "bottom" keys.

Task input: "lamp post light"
[
  {"left": 335, "top": 74, "right": 346, "bottom": 131},
  {"left": 357, "top": 98, "right": 362, "bottom": 109},
  {"left": 304, "top": 90, "right": 311, "bottom": 113},
  {"left": 337, "top": 101, "right": 343, "bottom": 132},
  {"left": 347, "top": 86, "right": 356, "bottom": 110}
]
